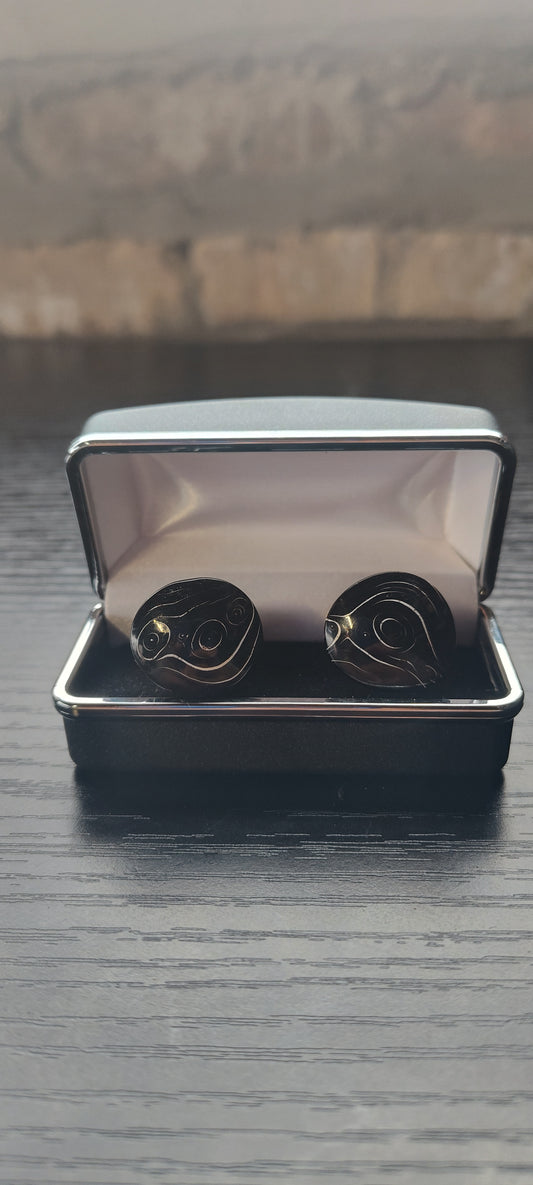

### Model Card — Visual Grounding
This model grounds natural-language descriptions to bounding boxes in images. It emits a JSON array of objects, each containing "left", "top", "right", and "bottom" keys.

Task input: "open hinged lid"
[{"left": 66, "top": 397, "right": 515, "bottom": 648}]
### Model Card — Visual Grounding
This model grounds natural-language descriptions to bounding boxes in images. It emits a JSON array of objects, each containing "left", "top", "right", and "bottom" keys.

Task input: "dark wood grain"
[{"left": 1, "top": 340, "right": 532, "bottom": 1185}]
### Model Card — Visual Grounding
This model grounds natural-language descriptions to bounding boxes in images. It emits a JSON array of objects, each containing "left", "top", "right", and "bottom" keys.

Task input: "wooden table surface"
[{"left": 1, "top": 340, "right": 532, "bottom": 1185}]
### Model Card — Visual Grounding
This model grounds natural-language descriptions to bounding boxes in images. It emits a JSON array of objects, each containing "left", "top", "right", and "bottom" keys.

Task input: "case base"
[
  {"left": 64, "top": 713, "right": 513, "bottom": 776},
  {"left": 54, "top": 605, "right": 521, "bottom": 775}
]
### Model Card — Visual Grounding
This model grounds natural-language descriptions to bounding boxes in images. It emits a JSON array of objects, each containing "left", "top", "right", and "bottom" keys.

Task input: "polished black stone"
[
  {"left": 325, "top": 571, "right": 456, "bottom": 687},
  {"left": 130, "top": 578, "right": 262, "bottom": 694}
]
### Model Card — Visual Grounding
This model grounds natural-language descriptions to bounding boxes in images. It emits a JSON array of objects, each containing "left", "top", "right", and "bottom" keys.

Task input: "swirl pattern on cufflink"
[
  {"left": 325, "top": 572, "right": 456, "bottom": 688},
  {"left": 130, "top": 578, "right": 262, "bottom": 694}
]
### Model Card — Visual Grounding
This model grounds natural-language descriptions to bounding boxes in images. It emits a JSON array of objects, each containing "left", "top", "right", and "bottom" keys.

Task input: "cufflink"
[
  {"left": 131, "top": 578, "right": 262, "bottom": 694},
  {"left": 325, "top": 572, "right": 456, "bottom": 688}
]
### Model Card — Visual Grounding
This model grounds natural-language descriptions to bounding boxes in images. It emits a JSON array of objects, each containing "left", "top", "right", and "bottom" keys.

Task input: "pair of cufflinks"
[{"left": 130, "top": 573, "right": 456, "bottom": 694}]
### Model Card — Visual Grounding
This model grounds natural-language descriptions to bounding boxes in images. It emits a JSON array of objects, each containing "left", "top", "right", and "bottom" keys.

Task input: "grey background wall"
[{"left": 2, "top": 0, "right": 533, "bottom": 338}]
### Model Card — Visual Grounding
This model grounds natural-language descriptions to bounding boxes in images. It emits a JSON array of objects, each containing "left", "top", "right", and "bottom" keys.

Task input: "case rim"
[{"left": 53, "top": 603, "right": 523, "bottom": 723}]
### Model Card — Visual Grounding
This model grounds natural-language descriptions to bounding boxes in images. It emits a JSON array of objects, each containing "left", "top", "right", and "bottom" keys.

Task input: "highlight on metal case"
[
  {"left": 325, "top": 572, "right": 456, "bottom": 688},
  {"left": 130, "top": 578, "right": 262, "bottom": 694}
]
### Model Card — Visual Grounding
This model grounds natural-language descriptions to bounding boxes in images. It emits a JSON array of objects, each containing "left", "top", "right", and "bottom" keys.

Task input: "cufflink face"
[
  {"left": 130, "top": 578, "right": 262, "bottom": 694},
  {"left": 325, "top": 572, "right": 456, "bottom": 688}
]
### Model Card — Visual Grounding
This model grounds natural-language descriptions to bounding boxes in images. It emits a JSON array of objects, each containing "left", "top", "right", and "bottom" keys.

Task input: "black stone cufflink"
[
  {"left": 325, "top": 572, "right": 456, "bottom": 688},
  {"left": 131, "top": 578, "right": 262, "bottom": 694}
]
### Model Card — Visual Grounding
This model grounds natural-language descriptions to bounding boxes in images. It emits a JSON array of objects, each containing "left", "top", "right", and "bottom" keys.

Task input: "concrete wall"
[{"left": 2, "top": 1, "right": 533, "bottom": 338}]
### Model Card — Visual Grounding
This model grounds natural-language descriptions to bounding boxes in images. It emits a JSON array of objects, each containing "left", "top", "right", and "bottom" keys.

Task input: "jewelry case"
[{"left": 53, "top": 397, "right": 523, "bottom": 773}]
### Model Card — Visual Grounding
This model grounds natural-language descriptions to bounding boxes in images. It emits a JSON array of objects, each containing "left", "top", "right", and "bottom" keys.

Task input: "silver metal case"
[{"left": 53, "top": 397, "right": 523, "bottom": 773}]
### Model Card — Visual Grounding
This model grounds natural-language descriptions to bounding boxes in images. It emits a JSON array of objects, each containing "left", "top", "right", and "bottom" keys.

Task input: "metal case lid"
[{"left": 66, "top": 396, "right": 515, "bottom": 610}]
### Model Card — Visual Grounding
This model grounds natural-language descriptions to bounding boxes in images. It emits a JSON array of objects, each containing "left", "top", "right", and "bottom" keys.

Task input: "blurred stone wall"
[{"left": 2, "top": 5, "right": 533, "bottom": 338}]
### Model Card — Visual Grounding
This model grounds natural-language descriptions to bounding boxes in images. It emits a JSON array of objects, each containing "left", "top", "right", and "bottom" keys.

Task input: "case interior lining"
[
  {"left": 80, "top": 447, "right": 500, "bottom": 646},
  {"left": 69, "top": 617, "right": 499, "bottom": 704}
]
